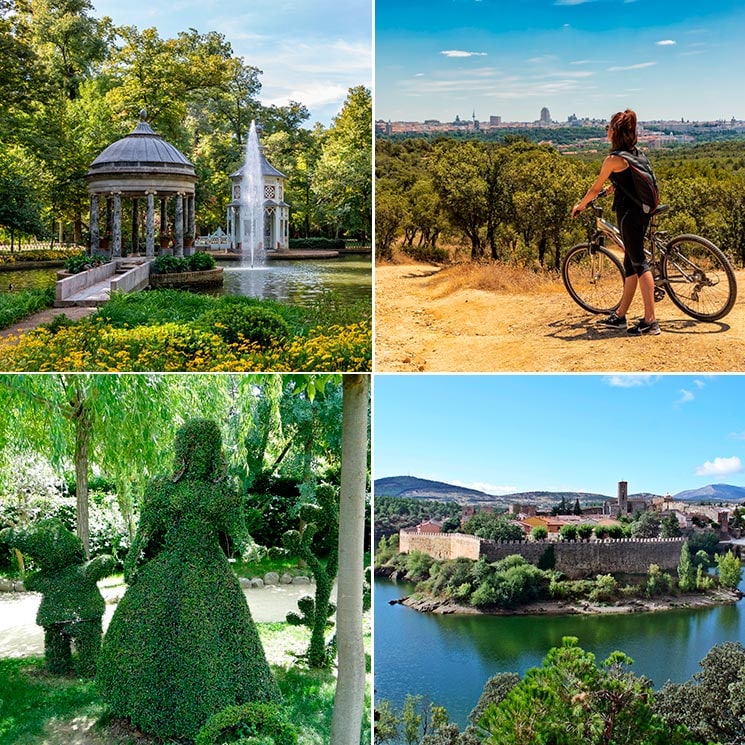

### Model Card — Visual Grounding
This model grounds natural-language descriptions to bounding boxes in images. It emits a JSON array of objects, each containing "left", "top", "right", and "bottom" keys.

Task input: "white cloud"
[
  {"left": 441, "top": 50, "right": 488, "bottom": 58},
  {"left": 656, "top": 40, "right": 677, "bottom": 46},
  {"left": 603, "top": 375, "right": 659, "bottom": 388},
  {"left": 451, "top": 480, "right": 517, "bottom": 495},
  {"left": 676, "top": 389, "right": 695, "bottom": 405},
  {"left": 695, "top": 456, "right": 743, "bottom": 477},
  {"left": 555, "top": 0, "right": 594, "bottom": 5},
  {"left": 607, "top": 62, "right": 657, "bottom": 72}
]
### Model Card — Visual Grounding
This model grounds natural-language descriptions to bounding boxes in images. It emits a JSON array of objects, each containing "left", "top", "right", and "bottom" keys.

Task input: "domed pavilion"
[{"left": 85, "top": 110, "right": 196, "bottom": 258}]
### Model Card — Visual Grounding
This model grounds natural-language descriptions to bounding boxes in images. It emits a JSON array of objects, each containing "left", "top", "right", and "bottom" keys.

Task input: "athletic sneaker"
[
  {"left": 627, "top": 319, "right": 661, "bottom": 336},
  {"left": 598, "top": 312, "right": 626, "bottom": 328}
]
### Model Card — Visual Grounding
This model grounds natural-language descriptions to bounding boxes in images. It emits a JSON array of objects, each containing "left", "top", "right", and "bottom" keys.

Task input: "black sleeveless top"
[{"left": 609, "top": 158, "right": 639, "bottom": 213}]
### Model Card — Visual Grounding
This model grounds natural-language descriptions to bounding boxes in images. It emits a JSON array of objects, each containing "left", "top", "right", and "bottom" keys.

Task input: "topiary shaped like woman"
[{"left": 96, "top": 419, "right": 280, "bottom": 739}]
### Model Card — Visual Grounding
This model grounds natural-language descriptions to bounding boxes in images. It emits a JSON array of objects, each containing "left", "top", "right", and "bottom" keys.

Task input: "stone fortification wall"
[
  {"left": 400, "top": 531, "right": 685, "bottom": 578},
  {"left": 399, "top": 531, "right": 481, "bottom": 561}
]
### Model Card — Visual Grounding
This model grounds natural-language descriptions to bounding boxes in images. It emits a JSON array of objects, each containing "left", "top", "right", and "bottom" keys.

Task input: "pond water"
[
  {"left": 374, "top": 577, "right": 745, "bottom": 729},
  {"left": 0, "top": 255, "right": 372, "bottom": 308},
  {"left": 0, "top": 267, "right": 57, "bottom": 292},
  {"left": 215, "top": 255, "right": 371, "bottom": 305}
]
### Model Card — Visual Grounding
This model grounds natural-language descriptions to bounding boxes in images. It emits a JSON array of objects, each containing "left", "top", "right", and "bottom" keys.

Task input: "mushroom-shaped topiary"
[
  {"left": 0, "top": 519, "right": 114, "bottom": 676},
  {"left": 96, "top": 419, "right": 280, "bottom": 739}
]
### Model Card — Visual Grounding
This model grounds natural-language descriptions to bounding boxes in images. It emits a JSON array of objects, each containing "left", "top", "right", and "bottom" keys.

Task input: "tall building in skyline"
[{"left": 540, "top": 107, "right": 551, "bottom": 125}]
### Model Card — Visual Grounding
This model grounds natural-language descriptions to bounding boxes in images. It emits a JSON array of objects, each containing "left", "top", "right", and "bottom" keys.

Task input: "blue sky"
[
  {"left": 90, "top": 0, "right": 371, "bottom": 126},
  {"left": 373, "top": 374, "right": 745, "bottom": 497},
  {"left": 375, "top": 0, "right": 745, "bottom": 123}
]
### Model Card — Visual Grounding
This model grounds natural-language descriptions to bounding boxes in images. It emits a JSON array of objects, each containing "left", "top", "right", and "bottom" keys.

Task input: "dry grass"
[{"left": 423, "top": 261, "right": 562, "bottom": 299}]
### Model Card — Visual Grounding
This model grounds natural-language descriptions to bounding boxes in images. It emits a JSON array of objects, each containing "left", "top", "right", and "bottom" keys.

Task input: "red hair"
[{"left": 608, "top": 109, "right": 637, "bottom": 151}]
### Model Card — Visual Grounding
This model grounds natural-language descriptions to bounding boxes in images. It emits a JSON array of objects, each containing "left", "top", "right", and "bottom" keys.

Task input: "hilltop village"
[{"left": 375, "top": 481, "right": 744, "bottom": 615}]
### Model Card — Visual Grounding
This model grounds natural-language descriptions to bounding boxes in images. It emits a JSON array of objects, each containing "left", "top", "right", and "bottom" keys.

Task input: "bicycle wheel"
[
  {"left": 661, "top": 234, "right": 737, "bottom": 321},
  {"left": 562, "top": 243, "right": 625, "bottom": 314}
]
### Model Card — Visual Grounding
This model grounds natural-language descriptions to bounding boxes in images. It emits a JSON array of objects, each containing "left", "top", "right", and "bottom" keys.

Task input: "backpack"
[{"left": 611, "top": 149, "right": 659, "bottom": 214}]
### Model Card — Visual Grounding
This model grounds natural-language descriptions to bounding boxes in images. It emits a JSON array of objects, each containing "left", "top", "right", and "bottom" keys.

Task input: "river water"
[{"left": 374, "top": 577, "right": 745, "bottom": 729}]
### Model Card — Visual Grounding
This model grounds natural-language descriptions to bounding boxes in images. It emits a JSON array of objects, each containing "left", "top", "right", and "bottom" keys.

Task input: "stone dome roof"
[{"left": 87, "top": 110, "right": 195, "bottom": 178}]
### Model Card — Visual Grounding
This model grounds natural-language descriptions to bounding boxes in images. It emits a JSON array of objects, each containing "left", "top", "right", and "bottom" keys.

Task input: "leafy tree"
[
  {"left": 677, "top": 542, "right": 695, "bottom": 592},
  {"left": 559, "top": 524, "right": 578, "bottom": 541},
  {"left": 577, "top": 524, "right": 594, "bottom": 541},
  {"left": 0, "top": 150, "right": 44, "bottom": 249},
  {"left": 478, "top": 637, "right": 695, "bottom": 745},
  {"left": 715, "top": 550, "right": 742, "bottom": 589},
  {"left": 661, "top": 514, "right": 682, "bottom": 538},
  {"left": 632, "top": 511, "right": 661, "bottom": 539},
  {"left": 531, "top": 525, "right": 548, "bottom": 541},
  {"left": 312, "top": 86, "right": 372, "bottom": 241},
  {"left": 462, "top": 512, "right": 523, "bottom": 542},
  {"left": 655, "top": 641, "right": 745, "bottom": 745}
]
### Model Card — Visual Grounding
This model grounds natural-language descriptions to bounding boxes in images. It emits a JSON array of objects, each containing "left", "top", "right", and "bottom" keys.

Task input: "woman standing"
[{"left": 572, "top": 109, "right": 660, "bottom": 335}]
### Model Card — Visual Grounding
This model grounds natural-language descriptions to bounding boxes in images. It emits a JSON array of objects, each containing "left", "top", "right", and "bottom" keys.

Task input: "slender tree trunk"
[
  {"left": 330, "top": 374, "right": 368, "bottom": 745},
  {"left": 68, "top": 378, "right": 92, "bottom": 558}
]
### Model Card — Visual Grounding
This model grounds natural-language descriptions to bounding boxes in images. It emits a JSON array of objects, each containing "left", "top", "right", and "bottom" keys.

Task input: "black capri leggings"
[{"left": 618, "top": 208, "right": 651, "bottom": 278}]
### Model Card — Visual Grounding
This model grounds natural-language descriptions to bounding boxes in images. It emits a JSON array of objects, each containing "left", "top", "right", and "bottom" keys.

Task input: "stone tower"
[{"left": 618, "top": 480, "right": 628, "bottom": 516}]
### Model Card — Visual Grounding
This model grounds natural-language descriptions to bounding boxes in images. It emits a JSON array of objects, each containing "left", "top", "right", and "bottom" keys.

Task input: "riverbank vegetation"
[
  {"left": 0, "top": 290, "right": 371, "bottom": 371},
  {"left": 375, "top": 636, "right": 745, "bottom": 745},
  {"left": 376, "top": 138, "right": 745, "bottom": 268},
  {"left": 375, "top": 542, "right": 741, "bottom": 613}
]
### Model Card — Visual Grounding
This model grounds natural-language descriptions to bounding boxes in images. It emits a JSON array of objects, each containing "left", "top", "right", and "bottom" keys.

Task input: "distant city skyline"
[
  {"left": 374, "top": 375, "right": 745, "bottom": 498},
  {"left": 90, "top": 0, "right": 371, "bottom": 126},
  {"left": 376, "top": 0, "right": 745, "bottom": 123}
]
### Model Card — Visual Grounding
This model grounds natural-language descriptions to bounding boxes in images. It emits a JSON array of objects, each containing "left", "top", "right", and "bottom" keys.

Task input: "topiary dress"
[{"left": 96, "top": 420, "right": 280, "bottom": 739}]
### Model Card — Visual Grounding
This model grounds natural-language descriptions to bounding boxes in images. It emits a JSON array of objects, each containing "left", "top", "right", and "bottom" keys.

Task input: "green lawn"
[{"left": 0, "top": 622, "right": 371, "bottom": 745}]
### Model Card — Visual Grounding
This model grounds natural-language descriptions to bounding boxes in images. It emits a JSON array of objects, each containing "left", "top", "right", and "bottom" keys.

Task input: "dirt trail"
[
  {"left": 0, "top": 306, "right": 96, "bottom": 340},
  {"left": 375, "top": 262, "right": 745, "bottom": 372},
  {"left": 0, "top": 581, "right": 331, "bottom": 659}
]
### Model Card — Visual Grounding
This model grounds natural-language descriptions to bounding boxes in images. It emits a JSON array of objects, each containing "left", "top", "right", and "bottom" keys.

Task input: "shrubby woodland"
[
  {"left": 375, "top": 137, "right": 745, "bottom": 267},
  {"left": 0, "top": 0, "right": 372, "bottom": 247}
]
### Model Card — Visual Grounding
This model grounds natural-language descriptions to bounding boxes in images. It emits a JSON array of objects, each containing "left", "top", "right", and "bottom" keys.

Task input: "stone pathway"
[{"left": 0, "top": 580, "right": 333, "bottom": 658}]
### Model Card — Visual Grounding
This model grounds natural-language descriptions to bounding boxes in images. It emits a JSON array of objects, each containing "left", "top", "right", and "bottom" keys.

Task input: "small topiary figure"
[
  {"left": 0, "top": 519, "right": 114, "bottom": 676},
  {"left": 96, "top": 419, "right": 280, "bottom": 740}
]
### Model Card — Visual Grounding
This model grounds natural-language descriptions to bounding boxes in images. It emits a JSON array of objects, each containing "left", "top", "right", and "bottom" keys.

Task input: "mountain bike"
[{"left": 562, "top": 192, "right": 737, "bottom": 322}]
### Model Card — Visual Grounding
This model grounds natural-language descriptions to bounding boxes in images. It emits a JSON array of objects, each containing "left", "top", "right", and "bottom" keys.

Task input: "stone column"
[
  {"left": 146, "top": 192, "right": 155, "bottom": 258},
  {"left": 187, "top": 195, "right": 195, "bottom": 240},
  {"left": 112, "top": 192, "right": 122, "bottom": 258},
  {"left": 90, "top": 195, "right": 99, "bottom": 254},
  {"left": 131, "top": 197, "right": 139, "bottom": 255},
  {"left": 160, "top": 197, "right": 167, "bottom": 251},
  {"left": 175, "top": 193, "right": 184, "bottom": 257},
  {"left": 273, "top": 207, "right": 280, "bottom": 250}
]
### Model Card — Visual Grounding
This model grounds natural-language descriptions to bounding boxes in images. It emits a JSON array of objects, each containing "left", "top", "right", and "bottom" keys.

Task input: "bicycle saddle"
[{"left": 650, "top": 204, "right": 669, "bottom": 217}]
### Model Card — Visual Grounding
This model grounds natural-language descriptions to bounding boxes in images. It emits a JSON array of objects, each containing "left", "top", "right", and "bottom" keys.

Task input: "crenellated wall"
[{"left": 399, "top": 531, "right": 685, "bottom": 578}]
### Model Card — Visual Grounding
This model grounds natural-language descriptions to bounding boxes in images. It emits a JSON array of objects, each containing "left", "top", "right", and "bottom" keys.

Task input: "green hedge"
[
  {"left": 151, "top": 252, "right": 216, "bottom": 275},
  {"left": 96, "top": 420, "right": 280, "bottom": 738},
  {"left": 196, "top": 304, "right": 291, "bottom": 347},
  {"left": 195, "top": 703, "right": 298, "bottom": 745},
  {"left": 289, "top": 237, "right": 345, "bottom": 250}
]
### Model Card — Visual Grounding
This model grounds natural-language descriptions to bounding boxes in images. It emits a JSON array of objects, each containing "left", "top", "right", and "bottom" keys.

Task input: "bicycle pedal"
[{"left": 654, "top": 287, "right": 666, "bottom": 302}]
